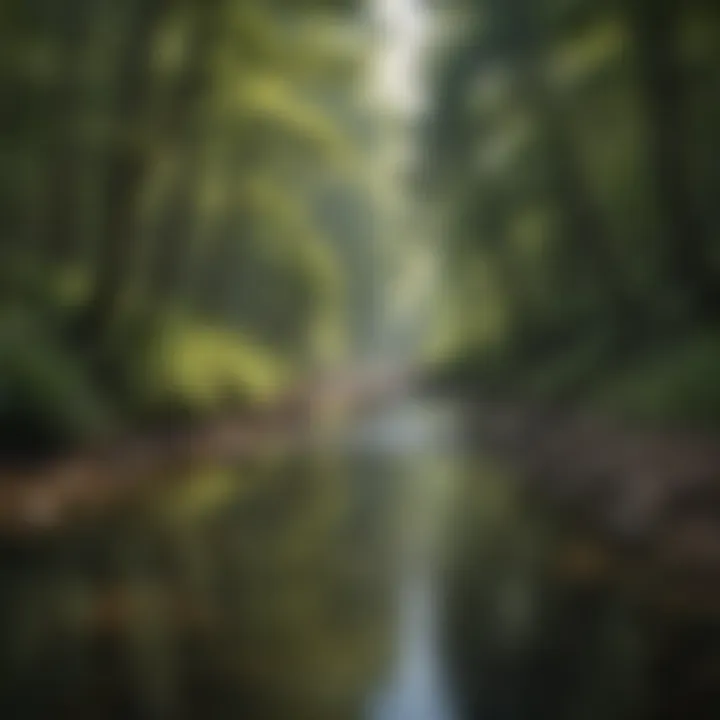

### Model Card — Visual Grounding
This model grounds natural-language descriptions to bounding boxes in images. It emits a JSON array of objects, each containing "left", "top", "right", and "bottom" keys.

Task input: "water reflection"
[
  {"left": 371, "top": 570, "right": 458, "bottom": 720},
  {"left": 0, "top": 454, "right": 398, "bottom": 719},
  {"left": 3, "top": 401, "right": 717, "bottom": 719},
  {"left": 367, "top": 403, "right": 461, "bottom": 720},
  {"left": 445, "top": 459, "right": 646, "bottom": 720}
]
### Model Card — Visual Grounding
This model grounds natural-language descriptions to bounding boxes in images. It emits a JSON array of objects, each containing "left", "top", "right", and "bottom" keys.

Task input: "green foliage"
[
  {"left": 148, "top": 316, "right": 291, "bottom": 409},
  {"left": 593, "top": 330, "right": 720, "bottom": 427},
  {"left": 0, "top": 0, "right": 371, "bottom": 456},
  {"left": 0, "top": 312, "right": 114, "bottom": 458},
  {"left": 426, "top": 0, "right": 720, "bottom": 422}
]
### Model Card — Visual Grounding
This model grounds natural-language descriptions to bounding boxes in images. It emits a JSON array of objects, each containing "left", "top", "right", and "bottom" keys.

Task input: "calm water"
[{"left": 0, "top": 399, "right": 666, "bottom": 719}]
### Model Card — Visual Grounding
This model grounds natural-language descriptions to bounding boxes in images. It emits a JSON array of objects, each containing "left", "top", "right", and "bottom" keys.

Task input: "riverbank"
[
  {"left": 0, "top": 366, "right": 411, "bottom": 535},
  {"left": 444, "top": 398, "right": 720, "bottom": 720}
]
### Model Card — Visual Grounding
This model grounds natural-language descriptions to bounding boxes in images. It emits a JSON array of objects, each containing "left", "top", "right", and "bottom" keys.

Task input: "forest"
[
  {"left": 1, "top": 0, "right": 720, "bottom": 718},
  {"left": 426, "top": 0, "right": 720, "bottom": 428},
  {"left": 3, "top": 0, "right": 720, "bottom": 466},
  {"left": 1, "top": 0, "right": 372, "bottom": 463}
]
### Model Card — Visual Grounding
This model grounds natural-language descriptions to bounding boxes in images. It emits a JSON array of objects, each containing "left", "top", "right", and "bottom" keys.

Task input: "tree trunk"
[
  {"left": 80, "top": 0, "right": 169, "bottom": 341},
  {"left": 627, "top": 0, "right": 720, "bottom": 319},
  {"left": 145, "top": 0, "right": 225, "bottom": 307},
  {"left": 495, "top": 0, "right": 638, "bottom": 339}
]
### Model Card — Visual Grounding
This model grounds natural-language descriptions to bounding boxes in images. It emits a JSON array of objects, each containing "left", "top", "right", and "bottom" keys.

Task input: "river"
[
  {"left": 0, "top": 397, "right": 669, "bottom": 719},
  {"left": 360, "top": 400, "right": 461, "bottom": 720}
]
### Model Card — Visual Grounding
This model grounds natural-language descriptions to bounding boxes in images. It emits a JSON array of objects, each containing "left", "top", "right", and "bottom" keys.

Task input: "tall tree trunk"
[
  {"left": 148, "top": 169, "right": 201, "bottom": 305},
  {"left": 490, "top": 0, "right": 637, "bottom": 338},
  {"left": 45, "top": 0, "right": 94, "bottom": 265},
  {"left": 627, "top": 0, "right": 720, "bottom": 319},
  {"left": 79, "top": 0, "right": 169, "bottom": 341},
  {"left": 145, "top": 1, "right": 225, "bottom": 308}
]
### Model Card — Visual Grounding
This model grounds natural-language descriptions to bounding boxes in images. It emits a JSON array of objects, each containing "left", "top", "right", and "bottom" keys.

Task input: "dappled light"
[{"left": 1, "top": 0, "right": 720, "bottom": 718}]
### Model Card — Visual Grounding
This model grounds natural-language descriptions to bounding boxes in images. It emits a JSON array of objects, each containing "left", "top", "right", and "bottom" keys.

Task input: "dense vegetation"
[
  {"left": 2, "top": 3, "right": 720, "bottom": 720},
  {"left": 0, "top": 0, "right": 373, "bottom": 461},
  {"left": 4, "top": 0, "right": 719, "bottom": 463},
  {"left": 425, "top": 0, "right": 720, "bottom": 426}
]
